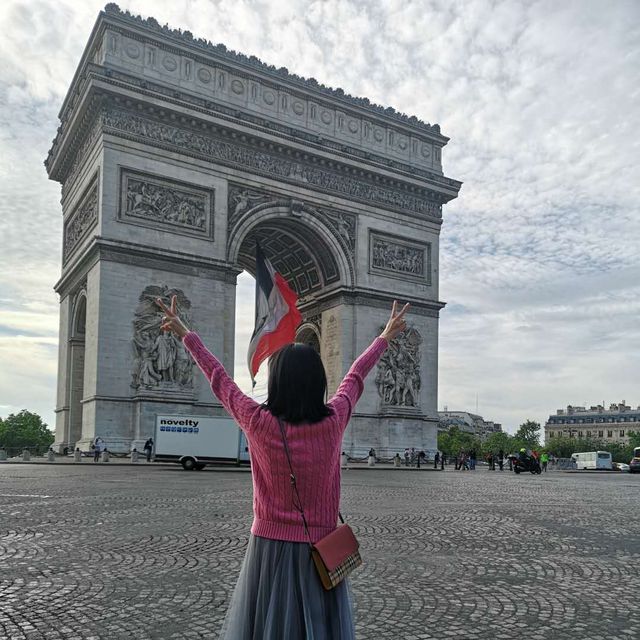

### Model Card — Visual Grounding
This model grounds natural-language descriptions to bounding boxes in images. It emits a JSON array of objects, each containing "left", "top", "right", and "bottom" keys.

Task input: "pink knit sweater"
[{"left": 182, "top": 332, "right": 388, "bottom": 543}]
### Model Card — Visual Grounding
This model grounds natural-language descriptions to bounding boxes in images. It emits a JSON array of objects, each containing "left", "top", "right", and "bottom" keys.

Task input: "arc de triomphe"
[{"left": 46, "top": 4, "right": 461, "bottom": 456}]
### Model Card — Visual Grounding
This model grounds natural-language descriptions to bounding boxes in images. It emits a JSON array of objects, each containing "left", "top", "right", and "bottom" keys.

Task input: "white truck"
[{"left": 154, "top": 414, "right": 249, "bottom": 470}]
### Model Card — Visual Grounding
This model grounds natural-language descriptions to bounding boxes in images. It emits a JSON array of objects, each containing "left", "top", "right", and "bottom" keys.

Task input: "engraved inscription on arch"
[
  {"left": 369, "top": 232, "right": 431, "bottom": 283},
  {"left": 119, "top": 169, "right": 214, "bottom": 239}
]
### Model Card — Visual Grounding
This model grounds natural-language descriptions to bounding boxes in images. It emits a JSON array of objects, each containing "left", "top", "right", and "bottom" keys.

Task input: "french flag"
[{"left": 248, "top": 243, "right": 302, "bottom": 386}]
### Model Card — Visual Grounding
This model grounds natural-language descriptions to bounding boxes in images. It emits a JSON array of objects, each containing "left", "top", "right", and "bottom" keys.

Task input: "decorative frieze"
[
  {"left": 119, "top": 169, "right": 213, "bottom": 238},
  {"left": 103, "top": 108, "right": 441, "bottom": 218},
  {"left": 369, "top": 232, "right": 430, "bottom": 283},
  {"left": 375, "top": 327, "right": 422, "bottom": 408},
  {"left": 63, "top": 177, "right": 99, "bottom": 263},
  {"left": 131, "top": 285, "right": 194, "bottom": 391}
]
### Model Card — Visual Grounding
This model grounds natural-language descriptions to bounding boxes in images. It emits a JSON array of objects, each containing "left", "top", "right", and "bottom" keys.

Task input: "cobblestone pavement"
[{"left": 1, "top": 465, "right": 639, "bottom": 640}]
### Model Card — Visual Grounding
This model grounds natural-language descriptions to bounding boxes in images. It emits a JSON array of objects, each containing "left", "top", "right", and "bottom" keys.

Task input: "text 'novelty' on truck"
[{"left": 154, "top": 414, "right": 249, "bottom": 470}]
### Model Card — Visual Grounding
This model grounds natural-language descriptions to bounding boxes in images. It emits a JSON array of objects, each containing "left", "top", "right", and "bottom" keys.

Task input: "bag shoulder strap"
[
  {"left": 276, "top": 418, "right": 345, "bottom": 549},
  {"left": 277, "top": 417, "right": 313, "bottom": 547}
]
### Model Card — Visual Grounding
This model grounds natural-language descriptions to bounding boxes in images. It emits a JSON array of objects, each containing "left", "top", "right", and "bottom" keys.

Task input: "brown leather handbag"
[{"left": 277, "top": 418, "right": 362, "bottom": 590}]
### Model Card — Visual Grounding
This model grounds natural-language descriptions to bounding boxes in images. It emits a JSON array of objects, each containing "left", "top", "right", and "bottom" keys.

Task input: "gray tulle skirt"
[{"left": 219, "top": 534, "right": 355, "bottom": 640}]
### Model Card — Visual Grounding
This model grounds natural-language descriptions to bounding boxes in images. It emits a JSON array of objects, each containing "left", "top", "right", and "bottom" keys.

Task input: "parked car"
[
  {"left": 615, "top": 462, "right": 630, "bottom": 472},
  {"left": 629, "top": 458, "right": 640, "bottom": 474}
]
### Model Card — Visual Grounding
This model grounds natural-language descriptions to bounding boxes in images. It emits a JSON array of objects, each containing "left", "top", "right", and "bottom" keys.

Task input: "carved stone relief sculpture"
[
  {"left": 120, "top": 170, "right": 212, "bottom": 237},
  {"left": 370, "top": 233, "right": 430, "bottom": 282},
  {"left": 227, "top": 184, "right": 273, "bottom": 228},
  {"left": 131, "top": 285, "right": 194, "bottom": 391},
  {"left": 320, "top": 209, "right": 356, "bottom": 256},
  {"left": 63, "top": 179, "right": 98, "bottom": 263},
  {"left": 375, "top": 327, "right": 422, "bottom": 407}
]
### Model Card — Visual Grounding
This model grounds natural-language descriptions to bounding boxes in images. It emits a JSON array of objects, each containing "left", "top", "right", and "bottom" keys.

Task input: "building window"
[
  {"left": 587, "top": 431, "right": 591, "bottom": 438},
  {"left": 549, "top": 432, "right": 554, "bottom": 438},
  {"left": 598, "top": 431, "right": 603, "bottom": 438},
  {"left": 607, "top": 430, "right": 613, "bottom": 438},
  {"left": 620, "top": 430, "right": 625, "bottom": 437},
  {"left": 578, "top": 431, "right": 583, "bottom": 438}
]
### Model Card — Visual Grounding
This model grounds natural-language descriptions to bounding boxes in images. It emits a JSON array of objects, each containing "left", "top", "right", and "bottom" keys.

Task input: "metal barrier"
[{"left": 550, "top": 457, "right": 577, "bottom": 471}]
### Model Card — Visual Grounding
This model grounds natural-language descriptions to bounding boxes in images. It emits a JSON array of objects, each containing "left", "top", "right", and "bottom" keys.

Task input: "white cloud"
[{"left": 0, "top": 0, "right": 639, "bottom": 434}]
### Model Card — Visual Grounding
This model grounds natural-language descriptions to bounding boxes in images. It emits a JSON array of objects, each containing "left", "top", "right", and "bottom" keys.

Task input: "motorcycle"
[{"left": 509, "top": 454, "right": 542, "bottom": 475}]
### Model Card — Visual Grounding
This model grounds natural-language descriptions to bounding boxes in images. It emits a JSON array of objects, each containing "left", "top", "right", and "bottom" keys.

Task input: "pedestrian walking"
[
  {"left": 541, "top": 451, "right": 549, "bottom": 472},
  {"left": 341, "top": 451, "right": 349, "bottom": 470},
  {"left": 74, "top": 447, "right": 82, "bottom": 463},
  {"left": 434, "top": 451, "right": 440, "bottom": 469},
  {"left": 143, "top": 438, "right": 154, "bottom": 462},
  {"left": 93, "top": 438, "right": 102, "bottom": 463},
  {"left": 156, "top": 294, "right": 410, "bottom": 638},
  {"left": 393, "top": 453, "right": 402, "bottom": 468},
  {"left": 404, "top": 447, "right": 410, "bottom": 467},
  {"left": 498, "top": 449, "right": 504, "bottom": 471},
  {"left": 367, "top": 448, "right": 376, "bottom": 467}
]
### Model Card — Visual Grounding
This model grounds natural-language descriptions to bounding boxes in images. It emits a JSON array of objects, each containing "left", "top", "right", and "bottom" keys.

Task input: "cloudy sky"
[{"left": 1, "top": 0, "right": 639, "bottom": 435}]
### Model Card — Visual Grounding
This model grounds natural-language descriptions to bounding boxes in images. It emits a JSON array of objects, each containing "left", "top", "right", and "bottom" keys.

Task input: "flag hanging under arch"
[{"left": 247, "top": 243, "right": 302, "bottom": 386}]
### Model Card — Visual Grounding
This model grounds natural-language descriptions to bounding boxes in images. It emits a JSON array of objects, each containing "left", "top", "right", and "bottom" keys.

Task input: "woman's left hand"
[{"left": 155, "top": 295, "right": 189, "bottom": 339}]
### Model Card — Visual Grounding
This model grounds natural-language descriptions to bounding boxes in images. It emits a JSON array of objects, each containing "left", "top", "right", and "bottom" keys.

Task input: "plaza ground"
[{"left": 1, "top": 464, "right": 638, "bottom": 639}]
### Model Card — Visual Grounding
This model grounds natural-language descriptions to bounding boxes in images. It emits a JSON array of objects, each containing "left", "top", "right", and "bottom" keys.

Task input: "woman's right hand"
[
  {"left": 380, "top": 301, "right": 410, "bottom": 342},
  {"left": 155, "top": 295, "right": 190, "bottom": 339}
]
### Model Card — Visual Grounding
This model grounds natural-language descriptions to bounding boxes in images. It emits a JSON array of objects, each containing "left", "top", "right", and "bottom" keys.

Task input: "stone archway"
[
  {"left": 228, "top": 202, "right": 355, "bottom": 296},
  {"left": 295, "top": 324, "right": 321, "bottom": 353},
  {"left": 67, "top": 292, "right": 86, "bottom": 452},
  {"left": 229, "top": 203, "right": 353, "bottom": 397}
]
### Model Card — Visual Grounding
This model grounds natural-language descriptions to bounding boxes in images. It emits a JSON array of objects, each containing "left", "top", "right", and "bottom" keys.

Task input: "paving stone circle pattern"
[{"left": 1, "top": 465, "right": 639, "bottom": 639}]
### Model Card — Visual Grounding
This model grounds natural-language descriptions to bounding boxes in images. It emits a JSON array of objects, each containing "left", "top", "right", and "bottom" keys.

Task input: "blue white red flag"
[{"left": 248, "top": 243, "right": 302, "bottom": 386}]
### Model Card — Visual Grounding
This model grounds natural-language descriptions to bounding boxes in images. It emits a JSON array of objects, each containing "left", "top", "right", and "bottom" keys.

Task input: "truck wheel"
[
  {"left": 182, "top": 458, "right": 196, "bottom": 471},
  {"left": 195, "top": 463, "right": 206, "bottom": 471}
]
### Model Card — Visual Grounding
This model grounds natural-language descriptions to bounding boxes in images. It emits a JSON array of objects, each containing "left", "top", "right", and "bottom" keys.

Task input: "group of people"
[
  {"left": 515, "top": 448, "right": 551, "bottom": 472},
  {"left": 87, "top": 437, "right": 154, "bottom": 462},
  {"left": 449, "top": 448, "right": 553, "bottom": 472},
  {"left": 454, "top": 449, "right": 479, "bottom": 470}
]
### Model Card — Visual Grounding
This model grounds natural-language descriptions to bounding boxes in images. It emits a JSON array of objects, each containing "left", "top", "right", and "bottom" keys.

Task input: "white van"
[
  {"left": 571, "top": 451, "right": 612, "bottom": 471},
  {"left": 154, "top": 414, "right": 250, "bottom": 470}
]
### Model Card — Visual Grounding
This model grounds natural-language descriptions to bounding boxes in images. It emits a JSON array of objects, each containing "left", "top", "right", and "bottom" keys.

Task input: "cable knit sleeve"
[
  {"left": 328, "top": 336, "right": 388, "bottom": 430},
  {"left": 182, "top": 332, "right": 261, "bottom": 433}
]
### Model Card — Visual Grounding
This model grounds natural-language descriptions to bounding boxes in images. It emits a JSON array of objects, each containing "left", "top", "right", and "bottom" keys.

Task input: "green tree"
[
  {"left": 628, "top": 431, "right": 640, "bottom": 449},
  {"left": 545, "top": 436, "right": 602, "bottom": 458},
  {"left": 437, "top": 426, "right": 480, "bottom": 457},
  {"left": 0, "top": 410, "right": 54, "bottom": 451},
  {"left": 481, "top": 431, "right": 513, "bottom": 457},
  {"left": 514, "top": 420, "right": 541, "bottom": 449}
]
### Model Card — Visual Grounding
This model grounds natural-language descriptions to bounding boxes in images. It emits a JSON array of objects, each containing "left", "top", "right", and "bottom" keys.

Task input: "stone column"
[{"left": 53, "top": 295, "right": 71, "bottom": 453}]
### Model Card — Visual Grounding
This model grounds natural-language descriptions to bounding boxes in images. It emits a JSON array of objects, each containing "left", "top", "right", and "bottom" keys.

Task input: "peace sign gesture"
[
  {"left": 380, "top": 300, "right": 411, "bottom": 342},
  {"left": 155, "top": 295, "right": 189, "bottom": 339}
]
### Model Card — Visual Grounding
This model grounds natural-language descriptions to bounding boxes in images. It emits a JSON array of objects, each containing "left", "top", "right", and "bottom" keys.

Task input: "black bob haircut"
[{"left": 265, "top": 343, "right": 332, "bottom": 424}]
